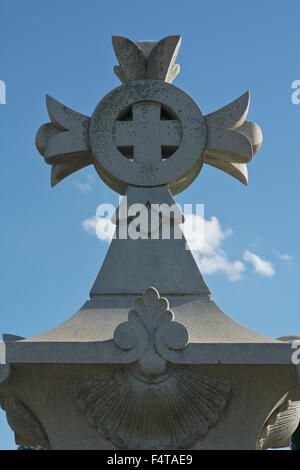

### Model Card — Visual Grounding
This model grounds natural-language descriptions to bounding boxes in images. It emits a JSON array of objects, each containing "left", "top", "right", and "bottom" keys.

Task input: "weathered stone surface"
[
  {"left": 2, "top": 291, "right": 295, "bottom": 365},
  {"left": 89, "top": 79, "right": 206, "bottom": 194},
  {"left": 35, "top": 95, "right": 92, "bottom": 186},
  {"left": 203, "top": 92, "right": 263, "bottom": 185},
  {"left": 90, "top": 236, "right": 210, "bottom": 296},
  {"left": 0, "top": 362, "right": 297, "bottom": 450},
  {"left": 0, "top": 397, "right": 50, "bottom": 449},
  {"left": 113, "top": 35, "right": 181, "bottom": 84},
  {"left": 74, "top": 368, "right": 231, "bottom": 450}
]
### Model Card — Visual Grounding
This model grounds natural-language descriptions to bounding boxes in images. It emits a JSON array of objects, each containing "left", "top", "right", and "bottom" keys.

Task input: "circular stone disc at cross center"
[{"left": 89, "top": 80, "right": 207, "bottom": 192}]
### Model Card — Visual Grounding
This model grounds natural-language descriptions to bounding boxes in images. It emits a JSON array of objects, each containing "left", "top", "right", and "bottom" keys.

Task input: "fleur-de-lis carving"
[
  {"left": 113, "top": 287, "right": 189, "bottom": 377},
  {"left": 112, "top": 35, "right": 181, "bottom": 84}
]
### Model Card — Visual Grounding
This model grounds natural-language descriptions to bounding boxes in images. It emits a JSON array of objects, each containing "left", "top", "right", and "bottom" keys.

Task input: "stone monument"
[{"left": 1, "top": 36, "right": 299, "bottom": 450}]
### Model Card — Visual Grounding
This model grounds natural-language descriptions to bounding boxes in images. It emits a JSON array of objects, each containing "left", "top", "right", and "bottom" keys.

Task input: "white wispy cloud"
[
  {"left": 183, "top": 215, "right": 232, "bottom": 254},
  {"left": 183, "top": 215, "right": 245, "bottom": 281},
  {"left": 81, "top": 215, "right": 114, "bottom": 241},
  {"left": 197, "top": 254, "right": 245, "bottom": 281},
  {"left": 243, "top": 250, "right": 275, "bottom": 277},
  {"left": 275, "top": 251, "right": 293, "bottom": 262},
  {"left": 81, "top": 210, "right": 277, "bottom": 282},
  {"left": 75, "top": 182, "right": 92, "bottom": 192},
  {"left": 81, "top": 216, "right": 98, "bottom": 234},
  {"left": 75, "top": 174, "right": 95, "bottom": 192}
]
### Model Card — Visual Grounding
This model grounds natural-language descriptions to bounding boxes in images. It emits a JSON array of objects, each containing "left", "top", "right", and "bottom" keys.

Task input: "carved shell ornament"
[
  {"left": 74, "top": 288, "right": 231, "bottom": 450},
  {"left": 74, "top": 367, "right": 231, "bottom": 450},
  {"left": 36, "top": 35, "right": 262, "bottom": 193}
]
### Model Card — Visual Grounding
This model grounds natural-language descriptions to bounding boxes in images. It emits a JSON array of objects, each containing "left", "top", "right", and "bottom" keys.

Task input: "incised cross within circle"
[
  {"left": 113, "top": 101, "right": 182, "bottom": 164},
  {"left": 89, "top": 80, "right": 207, "bottom": 191}
]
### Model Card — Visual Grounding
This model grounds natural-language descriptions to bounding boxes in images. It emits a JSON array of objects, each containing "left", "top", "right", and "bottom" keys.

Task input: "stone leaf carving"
[
  {"left": 257, "top": 399, "right": 300, "bottom": 450},
  {"left": 204, "top": 91, "right": 262, "bottom": 185},
  {"left": 35, "top": 95, "right": 92, "bottom": 186},
  {"left": 0, "top": 397, "right": 50, "bottom": 449},
  {"left": 112, "top": 35, "right": 181, "bottom": 84},
  {"left": 74, "top": 367, "right": 231, "bottom": 450},
  {"left": 113, "top": 287, "right": 189, "bottom": 377}
]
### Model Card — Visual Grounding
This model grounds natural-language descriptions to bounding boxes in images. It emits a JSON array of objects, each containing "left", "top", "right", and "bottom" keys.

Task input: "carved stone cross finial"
[{"left": 36, "top": 35, "right": 262, "bottom": 193}]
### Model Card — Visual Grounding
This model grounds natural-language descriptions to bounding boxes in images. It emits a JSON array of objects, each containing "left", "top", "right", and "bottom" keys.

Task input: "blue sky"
[{"left": 0, "top": 0, "right": 299, "bottom": 450}]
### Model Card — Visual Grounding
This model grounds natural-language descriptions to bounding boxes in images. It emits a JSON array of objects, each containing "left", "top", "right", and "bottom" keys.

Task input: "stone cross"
[{"left": 36, "top": 35, "right": 263, "bottom": 196}]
